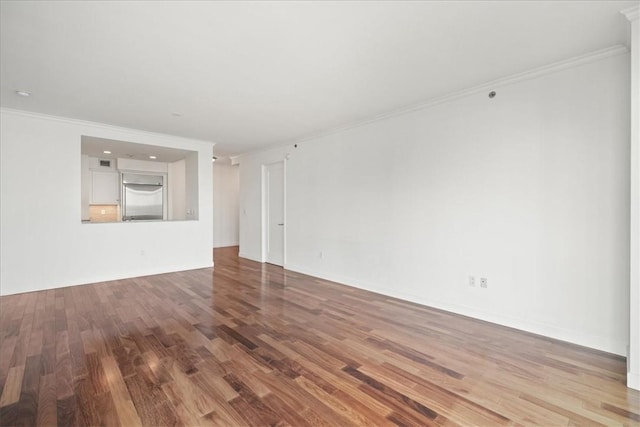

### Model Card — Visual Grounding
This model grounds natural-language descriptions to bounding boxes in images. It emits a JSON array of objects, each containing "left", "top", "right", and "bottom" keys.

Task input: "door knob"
[{"left": 277, "top": 223, "right": 284, "bottom": 226}]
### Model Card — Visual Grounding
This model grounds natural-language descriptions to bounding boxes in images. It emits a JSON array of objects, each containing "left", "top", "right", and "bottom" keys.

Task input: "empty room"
[{"left": 1, "top": 1, "right": 639, "bottom": 426}]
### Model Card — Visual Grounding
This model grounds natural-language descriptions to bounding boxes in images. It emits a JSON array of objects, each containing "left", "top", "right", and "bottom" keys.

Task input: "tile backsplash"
[{"left": 89, "top": 205, "right": 119, "bottom": 222}]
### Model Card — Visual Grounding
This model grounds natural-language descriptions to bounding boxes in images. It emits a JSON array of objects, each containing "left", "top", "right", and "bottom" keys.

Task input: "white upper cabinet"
[{"left": 90, "top": 170, "right": 119, "bottom": 204}]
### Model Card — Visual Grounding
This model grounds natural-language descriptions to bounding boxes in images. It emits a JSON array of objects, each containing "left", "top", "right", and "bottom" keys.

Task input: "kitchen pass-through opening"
[{"left": 80, "top": 135, "right": 199, "bottom": 224}]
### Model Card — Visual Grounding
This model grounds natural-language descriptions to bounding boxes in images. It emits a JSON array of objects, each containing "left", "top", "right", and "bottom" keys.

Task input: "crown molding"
[
  {"left": 0, "top": 107, "right": 216, "bottom": 147},
  {"left": 621, "top": 5, "right": 640, "bottom": 22},
  {"left": 3, "top": 43, "right": 629, "bottom": 160},
  {"left": 235, "top": 44, "right": 629, "bottom": 159}
]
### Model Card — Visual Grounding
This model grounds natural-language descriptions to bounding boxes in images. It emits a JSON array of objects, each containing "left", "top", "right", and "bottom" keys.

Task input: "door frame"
[{"left": 261, "top": 159, "right": 286, "bottom": 266}]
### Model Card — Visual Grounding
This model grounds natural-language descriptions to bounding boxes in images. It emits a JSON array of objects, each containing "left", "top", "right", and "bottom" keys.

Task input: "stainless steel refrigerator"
[{"left": 122, "top": 173, "right": 164, "bottom": 221}]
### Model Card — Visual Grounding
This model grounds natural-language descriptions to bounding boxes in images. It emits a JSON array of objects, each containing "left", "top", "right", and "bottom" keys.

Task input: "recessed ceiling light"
[
  {"left": 103, "top": 150, "right": 111, "bottom": 154},
  {"left": 171, "top": 112, "right": 182, "bottom": 117},
  {"left": 149, "top": 155, "right": 157, "bottom": 160},
  {"left": 15, "top": 90, "right": 31, "bottom": 97}
]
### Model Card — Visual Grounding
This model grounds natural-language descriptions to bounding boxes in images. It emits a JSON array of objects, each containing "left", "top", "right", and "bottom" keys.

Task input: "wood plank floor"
[{"left": 1, "top": 246, "right": 639, "bottom": 426}]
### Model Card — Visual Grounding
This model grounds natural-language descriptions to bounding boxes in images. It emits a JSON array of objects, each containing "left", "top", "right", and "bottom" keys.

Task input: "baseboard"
[
  {"left": 285, "top": 263, "right": 627, "bottom": 357},
  {"left": 0, "top": 261, "right": 214, "bottom": 297},
  {"left": 214, "top": 242, "right": 239, "bottom": 248},
  {"left": 239, "top": 252, "right": 262, "bottom": 263}
]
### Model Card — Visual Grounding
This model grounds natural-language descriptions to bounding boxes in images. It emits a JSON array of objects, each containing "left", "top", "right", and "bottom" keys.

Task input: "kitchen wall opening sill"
[{"left": 81, "top": 219, "right": 199, "bottom": 224}]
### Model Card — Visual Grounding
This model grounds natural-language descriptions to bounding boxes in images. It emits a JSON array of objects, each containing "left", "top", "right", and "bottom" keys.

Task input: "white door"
[{"left": 265, "top": 162, "right": 284, "bottom": 266}]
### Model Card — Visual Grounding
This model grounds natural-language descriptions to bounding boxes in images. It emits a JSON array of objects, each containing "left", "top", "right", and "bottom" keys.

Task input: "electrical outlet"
[
  {"left": 469, "top": 276, "right": 475, "bottom": 287},
  {"left": 480, "top": 278, "right": 488, "bottom": 288},
  {"left": 101, "top": 209, "right": 106, "bottom": 215}
]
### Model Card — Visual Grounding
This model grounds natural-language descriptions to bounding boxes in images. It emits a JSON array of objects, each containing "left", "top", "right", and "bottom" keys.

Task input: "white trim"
[
  {"left": 261, "top": 164, "right": 268, "bottom": 263},
  {"left": 622, "top": 5, "right": 640, "bottom": 22},
  {"left": 283, "top": 158, "right": 288, "bottom": 267},
  {"left": 284, "top": 263, "right": 628, "bottom": 357},
  {"left": 238, "top": 252, "right": 262, "bottom": 263},
  {"left": 0, "top": 261, "right": 214, "bottom": 297},
  {"left": 213, "top": 242, "right": 240, "bottom": 249},
  {"left": 234, "top": 45, "right": 628, "bottom": 159},
  {"left": 0, "top": 108, "right": 216, "bottom": 148}
]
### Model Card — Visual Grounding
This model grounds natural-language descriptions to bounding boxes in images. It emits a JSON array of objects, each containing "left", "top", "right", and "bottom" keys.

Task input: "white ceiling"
[
  {"left": 81, "top": 136, "right": 194, "bottom": 163},
  {"left": 1, "top": 1, "right": 636, "bottom": 156}
]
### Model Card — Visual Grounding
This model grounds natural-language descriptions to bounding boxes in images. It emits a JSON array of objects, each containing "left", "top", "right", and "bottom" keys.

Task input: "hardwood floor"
[{"left": 1, "top": 246, "right": 638, "bottom": 426}]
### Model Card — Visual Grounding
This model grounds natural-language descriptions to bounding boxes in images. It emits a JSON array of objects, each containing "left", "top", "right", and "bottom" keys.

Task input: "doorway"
[{"left": 264, "top": 161, "right": 285, "bottom": 266}]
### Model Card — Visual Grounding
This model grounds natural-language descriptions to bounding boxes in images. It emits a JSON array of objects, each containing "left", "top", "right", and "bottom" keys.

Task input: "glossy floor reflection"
[{"left": 0, "top": 246, "right": 638, "bottom": 426}]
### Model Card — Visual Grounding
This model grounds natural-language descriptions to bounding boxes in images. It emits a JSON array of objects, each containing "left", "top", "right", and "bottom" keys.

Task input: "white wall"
[
  {"left": 238, "top": 52, "right": 631, "bottom": 356},
  {"left": 117, "top": 157, "right": 168, "bottom": 173},
  {"left": 168, "top": 159, "right": 187, "bottom": 220},
  {"left": 185, "top": 151, "right": 199, "bottom": 220},
  {"left": 80, "top": 154, "right": 90, "bottom": 220},
  {"left": 624, "top": 5, "right": 640, "bottom": 390},
  {"left": 213, "top": 160, "right": 240, "bottom": 248},
  {"left": 238, "top": 149, "right": 288, "bottom": 262},
  {"left": 0, "top": 109, "right": 214, "bottom": 296}
]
